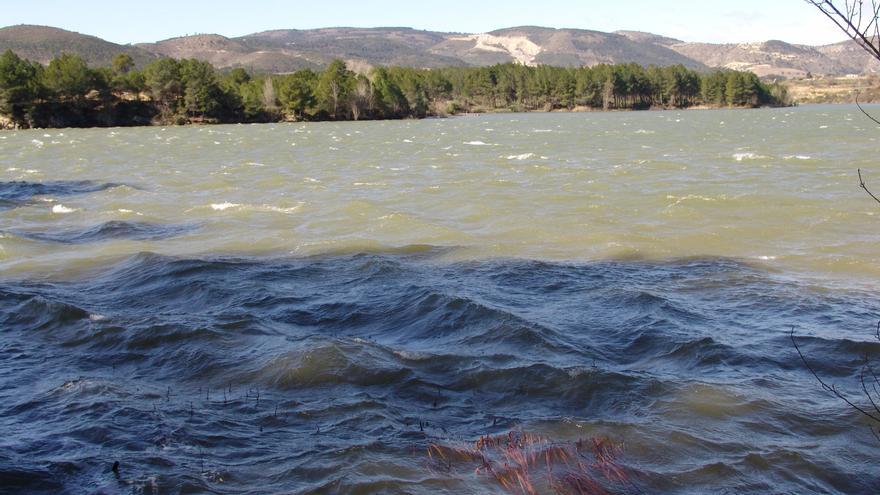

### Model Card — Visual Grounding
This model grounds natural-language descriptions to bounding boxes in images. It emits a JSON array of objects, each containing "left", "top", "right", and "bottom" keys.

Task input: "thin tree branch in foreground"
[
  {"left": 805, "top": 1, "right": 880, "bottom": 61},
  {"left": 790, "top": 327, "right": 880, "bottom": 423},
  {"left": 858, "top": 169, "right": 880, "bottom": 205},
  {"left": 855, "top": 92, "right": 880, "bottom": 126}
]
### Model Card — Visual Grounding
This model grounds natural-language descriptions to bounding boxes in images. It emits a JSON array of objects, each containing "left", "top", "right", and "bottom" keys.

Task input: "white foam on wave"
[
  {"left": 783, "top": 155, "right": 812, "bottom": 160},
  {"left": 506, "top": 153, "right": 535, "bottom": 160},
  {"left": 393, "top": 349, "right": 430, "bottom": 360},
  {"left": 209, "top": 202, "right": 302, "bottom": 214},
  {"left": 665, "top": 194, "right": 720, "bottom": 208},
  {"left": 464, "top": 141, "right": 493, "bottom": 146},
  {"left": 259, "top": 204, "right": 303, "bottom": 214},
  {"left": 634, "top": 129, "right": 655, "bottom": 134},
  {"left": 211, "top": 202, "right": 240, "bottom": 211},
  {"left": 733, "top": 152, "right": 768, "bottom": 162},
  {"left": 52, "top": 204, "right": 76, "bottom": 214}
]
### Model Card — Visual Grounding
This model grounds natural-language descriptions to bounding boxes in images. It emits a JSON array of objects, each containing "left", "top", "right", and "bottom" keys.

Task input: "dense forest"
[{"left": 0, "top": 49, "right": 790, "bottom": 128}]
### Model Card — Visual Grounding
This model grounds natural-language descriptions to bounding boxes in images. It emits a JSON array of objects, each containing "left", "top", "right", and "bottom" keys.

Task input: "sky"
[{"left": 0, "top": 0, "right": 850, "bottom": 46}]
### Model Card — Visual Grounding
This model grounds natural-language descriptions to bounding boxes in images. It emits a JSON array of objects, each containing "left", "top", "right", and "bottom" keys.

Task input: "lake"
[{"left": 1, "top": 106, "right": 878, "bottom": 494}]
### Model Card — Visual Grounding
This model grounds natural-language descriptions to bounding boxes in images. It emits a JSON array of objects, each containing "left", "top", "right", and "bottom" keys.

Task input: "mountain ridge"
[{"left": 0, "top": 24, "right": 874, "bottom": 77}]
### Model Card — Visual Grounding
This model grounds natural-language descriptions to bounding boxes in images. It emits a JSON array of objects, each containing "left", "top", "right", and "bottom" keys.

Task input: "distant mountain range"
[{"left": 1, "top": 24, "right": 877, "bottom": 77}]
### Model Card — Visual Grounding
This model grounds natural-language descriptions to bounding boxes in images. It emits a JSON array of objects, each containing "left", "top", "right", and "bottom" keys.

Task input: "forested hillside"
[{"left": 0, "top": 50, "right": 790, "bottom": 129}]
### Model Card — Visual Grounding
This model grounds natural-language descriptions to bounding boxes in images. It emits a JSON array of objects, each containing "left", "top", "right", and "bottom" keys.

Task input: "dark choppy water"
[
  {"left": 2, "top": 107, "right": 880, "bottom": 494},
  {"left": 2, "top": 251, "right": 879, "bottom": 494}
]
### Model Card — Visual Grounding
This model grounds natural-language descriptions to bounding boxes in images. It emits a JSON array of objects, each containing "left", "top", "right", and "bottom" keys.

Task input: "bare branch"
[
  {"left": 806, "top": 1, "right": 880, "bottom": 61},
  {"left": 860, "top": 361, "right": 880, "bottom": 414},
  {"left": 858, "top": 169, "right": 880, "bottom": 205},
  {"left": 854, "top": 92, "right": 880, "bottom": 127},
  {"left": 790, "top": 327, "right": 880, "bottom": 422}
]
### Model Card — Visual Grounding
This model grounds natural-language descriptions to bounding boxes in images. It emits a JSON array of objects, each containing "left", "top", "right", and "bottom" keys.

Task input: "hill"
[
  {"left": 0, "top": 24, "right": 156, "bottom": 67},
  {"left": 431, "top": 26, "right": 705, "bottom": 69},
  {"left": 1, "top": 24, "right": 877, "bottom": 77},
  {"left": 667, "top": 39, "right": 858, "bottom": 78}
]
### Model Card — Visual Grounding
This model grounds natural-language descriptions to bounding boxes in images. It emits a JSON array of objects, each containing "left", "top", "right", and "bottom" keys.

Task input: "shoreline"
[{"left": 0, "top": 103, "right": 793, "bottom": 131}]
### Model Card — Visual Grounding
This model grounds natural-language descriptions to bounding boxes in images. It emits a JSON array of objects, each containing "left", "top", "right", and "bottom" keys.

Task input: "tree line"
[{"left": 0, "top": 49, "right": 790, "bottom": 128}]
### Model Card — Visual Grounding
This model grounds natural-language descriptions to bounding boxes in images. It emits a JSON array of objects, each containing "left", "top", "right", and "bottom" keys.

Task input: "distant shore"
[
  {"left": 0, "top": 103, "right": 794, "bottom": 131},
  {"left": 0, "top": 50, "right": 792, "bottom": 130}
]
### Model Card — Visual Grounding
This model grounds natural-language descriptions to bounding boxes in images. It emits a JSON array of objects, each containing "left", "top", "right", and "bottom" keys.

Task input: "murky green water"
[
  {"left": 2, "top": 106, "right": 879, "bottom": 286},
  {"left": 1, "top": 106, "right": 878, "bottom": 494}
]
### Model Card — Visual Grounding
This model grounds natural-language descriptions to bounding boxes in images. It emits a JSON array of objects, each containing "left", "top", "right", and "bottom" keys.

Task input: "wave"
[
  {"left": 0, "top": 180, "right": 127, "bottom": 210},
  {"left": 10, "top": 221, "right": 198, "bottom": 244},
  {"left": 2, "top": 251, "right": 879, "bottom": 493},
  {"left": 732, "top": 152, "right": 769, "bottom": 161}
]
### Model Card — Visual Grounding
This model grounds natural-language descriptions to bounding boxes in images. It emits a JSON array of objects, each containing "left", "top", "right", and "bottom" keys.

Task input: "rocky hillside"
[
  {"left": 431, "top": 27, "right": 704, "bottom": 69},
  {"left": 1, "top": 24, "right": 876, "bottom": 77},
  {"left": 666, "top": 39, "right": 872, "bottom": 78}
]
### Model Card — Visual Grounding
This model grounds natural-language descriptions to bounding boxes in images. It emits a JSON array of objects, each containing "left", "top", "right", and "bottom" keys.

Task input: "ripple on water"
[{"left": 0, "top": 251, "right": 877, "bottom": 493}]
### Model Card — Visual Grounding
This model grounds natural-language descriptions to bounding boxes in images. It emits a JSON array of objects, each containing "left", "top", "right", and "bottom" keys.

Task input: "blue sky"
[{"left": 1, "top": 0, "right": 849, "bottom": 45}]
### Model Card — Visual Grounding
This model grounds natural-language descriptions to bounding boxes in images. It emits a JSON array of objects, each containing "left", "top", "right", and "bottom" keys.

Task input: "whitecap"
[
  {"left": 464, "top": 141, "right": 493, "bottom": 146},
  {"left": 52, "top": 204, "right": 76, "bottom": 214},
  {"left": 732, "top": 152, "right": 768, "bottom": 161},
  {"left": 506, "top": 153, "right": 535, "bottom": 160},
  {"left": 783, "top": 155, "right": 812, "bottom": 160},
  {"left": 393, "top": 349, "right": 430, "bottom": 360},
  {"left": 666, "top": 194, "right": 719, "bottom": 208},
  {"left": 259, "top": 204, "right": 302, "bottom": 214},
  {"left": 210, "top": 202, "right": 240, "bottom": 211}
]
